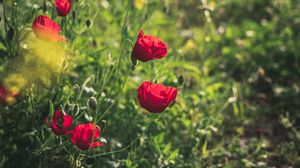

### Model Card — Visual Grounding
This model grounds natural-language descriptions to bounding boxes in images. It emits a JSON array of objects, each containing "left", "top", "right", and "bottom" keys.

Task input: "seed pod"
[
  {"left": 87, "top": 97, "right": 97, "bottom": 110},
  {"left": 144, "top": 14, "right": 148, "bottom": 20},
  {"left": 131, "top": 55, "right": 137, "bottom": 66},
  {"left": 72, "top": 84, "right": 80, "bottom": 97},
  {"left": 73, "top": 104, "right": 79, "bottom": 115},
  {"left": 64, "top": 102, "right": 70, "bottom": 111},
  {"left": 62, "top": 59, "right": 68, "bottom": 70},
  {"left": 178, "top": 75, "right": 184, "bottom": 85},
  {"left": 163, "top": 6, "right": 167, "bottom": 13},
  {"left": 99, "top": 137, "right": 107, "bottom": 144},
  {"left": 42, "top": 1, "right": 47, "bottom": 13},
  {"left": 72, "top": 11, "right": 76, "bottom": 22},
  {"left": 101, "top": 120, "right": 107, "bottom": 125},
  {"left": 92, "top": 39, "right": 97, "bottom": 47},
  {"left": 84, "top": 113, "right": 93, "bottom": 122},
  {"left": 7, "top": 27, "right": 14, "bottom": 42},
  {"left": 85, "top": 19, "right": 91, "bottom": 28}
]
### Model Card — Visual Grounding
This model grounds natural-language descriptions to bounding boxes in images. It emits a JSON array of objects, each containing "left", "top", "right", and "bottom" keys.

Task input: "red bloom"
[
  {"left": 32, "top": 15, "right": 65, "bottom": 41},
  {"left": 131, "top": 30, "right": 168, "bottom": 62},
  {"left": 137, "top": 81, "right": 177, "bottom": 113},
  {"left": 67, "top": 123, "right": 105, "bottom": 150},
  {"left": 46, "top": 110, "right": 73, "bottom": 135},
  {"left": 0, "top": 85, "right": 19, "bottom": 104},
  {"left": 53, "top": 0, "right": 72, "bottom": 17}
]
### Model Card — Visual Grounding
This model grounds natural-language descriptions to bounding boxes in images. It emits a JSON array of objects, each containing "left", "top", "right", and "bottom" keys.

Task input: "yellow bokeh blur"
[
  {"left": 134, "top": 0, "right": 146, "bottom": 10},
  {"left": 2, "top": 32, "right": 67, "bottom": 94}
]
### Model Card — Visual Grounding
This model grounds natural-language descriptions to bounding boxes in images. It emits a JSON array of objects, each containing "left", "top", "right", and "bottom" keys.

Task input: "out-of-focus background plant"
[{"left": 0, "top": 0, "right": 300, "bottom": 167}]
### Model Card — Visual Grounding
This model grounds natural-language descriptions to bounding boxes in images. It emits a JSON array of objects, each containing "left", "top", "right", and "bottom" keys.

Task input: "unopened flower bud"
[
  {"left": 131, "top": 55, "right": 138, "bottom": 66},
  {"left": 72, "top": 84, "right": 80, "bottom": 97},
  {"left": 87, "top": 97, "right": 97, "bottom": 110},
  {"left": 73, "top": 104, "right": 79, "bottom": 115},
  {"left": 7, "top": 27, "right": 14, "bottom": 42},
  {"left": 64, "top": 102, "right": 70, "bottom": 111},
  {"left": 85, "top": 19, "right": 91, "bottom": 28},
  {"left": 42, "top": 1, "right": 47, "bottom": 13},
  {"left": 72, "top": 11, "right": 76, "bottom": 22},
  {"left": 178, "top": 75, "right": 184, "bottom": 85},
  {"left": 84, "top": 113, "right": 93, "bottom": 122}
]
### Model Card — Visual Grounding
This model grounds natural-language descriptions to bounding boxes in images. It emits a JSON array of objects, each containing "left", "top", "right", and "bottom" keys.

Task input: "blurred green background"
[{"left": 0, "top": 0, "right": 300, "bottom": 167}]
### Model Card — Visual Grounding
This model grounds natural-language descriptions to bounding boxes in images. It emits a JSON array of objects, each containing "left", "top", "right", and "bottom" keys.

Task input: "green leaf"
[
  {"left": 49, "top": 100, "right": 54, "bottom": 116},
  {"left": 202, "top": 140, "right": 208, "bottom": 158}
]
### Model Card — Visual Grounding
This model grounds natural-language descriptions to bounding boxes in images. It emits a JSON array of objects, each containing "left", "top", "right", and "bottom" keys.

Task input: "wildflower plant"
[
  {"left": 0, "top": 0, "right": 180, "bottom": 167},
  {"left": 1, "top": 0, "right": 299, "bottom": 167}
]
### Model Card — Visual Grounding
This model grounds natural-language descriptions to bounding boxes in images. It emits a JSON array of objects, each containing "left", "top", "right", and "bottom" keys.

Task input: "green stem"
[
  {"left": 88, "top": 114, "right": 163, "bottom": 158},
  {"left": 71, "top": 149, "right": 80, "bottom": 168}
]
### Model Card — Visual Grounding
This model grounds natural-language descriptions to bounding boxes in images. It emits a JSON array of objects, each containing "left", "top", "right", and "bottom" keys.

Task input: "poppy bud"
[
  {"left": 163, "top": 6, "right": 168, "bottom": 13},
  {"left": 42, "top": 1, "right": 47, "bottom": 13},
  {"left": 64, "top": 102, "right": 70, "bottom": 111},
  {"left": 87, "top": 97, "right": 97, "bottom": 110},
  {"left": 92, "top": 39, "right": 97, "bottom": 47},
  {"left": 84, "top": 113, "right": 93, "bottom": 122},
  {"left": 72, "top": 11, "right": 76, "bottom": 22},
  {"left": 101, "top": 120, "right": 107, "bottom": 125},
  {"left": 131, "top": 55, "right": 138, "bottom": 66},
  {"left": 7, "top": 27, "right": 14, "bottom": 42},
  {"left": 85, "top": 19, "right": 91, "bottom": 28},
  {"left": 178, "top": 75, "right": 184, "bottom": 85},
  {"left": 73, "top": 104, "right": 79, "bottom": 115},
  {"left": 72, "top": 84, "right": 80, "bottom": 97},
  {"left": 62, "top": 59, "right": 68, "bottom": 70}
]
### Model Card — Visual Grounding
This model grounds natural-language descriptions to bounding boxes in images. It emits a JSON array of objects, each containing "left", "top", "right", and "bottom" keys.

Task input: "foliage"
[{"left": 0, "top": 0, "right": 299, "bottom": 167}]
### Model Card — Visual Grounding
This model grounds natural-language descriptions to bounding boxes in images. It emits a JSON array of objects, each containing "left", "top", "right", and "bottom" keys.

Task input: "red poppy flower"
[
  {"left": 46, "top": 110, "right": 73, "bottom": 135},
  {"left": 0, "top": 86, "right": 9, "bottom": 103},
  {"left": 131, "top": 30, "right": 168, "bottom": 62},
  {"left": 32, "top": 15, "right": 65, "bottom": 41},
  {"left": 137, "top": 81, "right": 177, "bottom": 113},
  {"left": 0, "top": 85, "right": 19, "bottom": 104},
  {"left": 53, "top": 0, "right": 72, "bottom": 17},
  {"left": 67, "top": 123, "right": 105, "bottom": 150},
  {"left": 53, "top": 0, "right": 72, "bottom": 16}
]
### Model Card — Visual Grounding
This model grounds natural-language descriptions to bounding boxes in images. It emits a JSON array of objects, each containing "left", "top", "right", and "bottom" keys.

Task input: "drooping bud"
[
  {"left": 62, "top": 59, "right": 68, "bottom": 70},
  {"left": 84, "top": 113, "right": 93, "bottom": 122},
  {"left": 85, "top": 19, "right": 91, "bottom": 28},
  {"left": 42, "top": 1, "right": 47, "bottom": 13},
  {"left": 131, "top": 55, "right": 138, "bottom": 66},
  {"left": 178, "top": 75, "right": 184, "bottom": 85},
  {"left": 72, "top": 84, "right": 80, "bottom": 97},
  {"left": 72, "top": 11, "right": 76, "bottom": 22},
  {"left": 101, "top": 120, "right": 107, "bottom": 125},
  {"left": 87, "top": 97, "right": 97, "bottom": 110},
  {"left": 7, "top": 27, "right": 14, "bottom": 42},
  {"left": 73, "top": 104, "right": 79, "bottom": 115},
  {"left": 64, "top": 102, "right": 70, "bottom": 111}
]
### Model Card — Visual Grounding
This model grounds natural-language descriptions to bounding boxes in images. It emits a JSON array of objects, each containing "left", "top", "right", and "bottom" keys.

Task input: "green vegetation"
[{"left": 0, "top": 0, "right": 299, "bottom": 167}]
